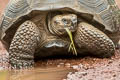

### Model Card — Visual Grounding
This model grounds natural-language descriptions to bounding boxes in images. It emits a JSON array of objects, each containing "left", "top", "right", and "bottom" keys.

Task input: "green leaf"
[{"left": 65, "top": 28, "right": 77, "bottom": 55}]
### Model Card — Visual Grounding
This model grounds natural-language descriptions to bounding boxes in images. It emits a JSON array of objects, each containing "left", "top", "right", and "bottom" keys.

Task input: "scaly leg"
[
  {"left": 75, "top": 22, "right": 115, "bottom": 57},
  {"left": 9, "top": 21, "right": 40, "bottom": 69}
]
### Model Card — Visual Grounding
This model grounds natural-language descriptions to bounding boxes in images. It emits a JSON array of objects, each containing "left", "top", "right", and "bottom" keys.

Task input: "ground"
[
  {"left": 0, "top": 0, "right": 120, "bottom": 80},
  {"left": 116, "top": 0, "right": 120, "bottom": 8}
]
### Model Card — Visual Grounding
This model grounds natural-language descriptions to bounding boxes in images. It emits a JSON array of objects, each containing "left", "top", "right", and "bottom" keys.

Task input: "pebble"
[
  {"left": 72, "top": 65, "right": 79, "bottom": 69},
  {"left": 113, "top": 74, "right": 116, "bottom": 77},
  {"left": 59, "top": 62, "right": 64, "bottom": 65},
  {"left": 78, "top": 64, "right": 84, "bottom": 69},
  {"left": 108, "top": 60, "right": 113, "bottom": 64},
  {"left": 65, "top": 63, "right": 71, "bottom": 68},
  {"left": 57, "top": 65, "right": 61, "bottom": 67},
  {"left": 49, "top": 62, "right": 52, "bottom": 64},
  {"left": 0, "top": 67, "right": 4, "bottom": 70},
  {"left": 57, "top": 63, "right": 65, "bottom": 67}
]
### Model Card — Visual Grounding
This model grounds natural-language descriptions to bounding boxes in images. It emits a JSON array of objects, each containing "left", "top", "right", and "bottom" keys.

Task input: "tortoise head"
[{"left": 49, "top": 13, "right": 77, "bottom": 36}]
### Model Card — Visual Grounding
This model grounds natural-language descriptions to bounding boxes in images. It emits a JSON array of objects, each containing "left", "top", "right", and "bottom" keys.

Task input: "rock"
[
  {"left": 59, "top": 62, "right": 64, "bottom": 65},
  {"left": 65, "top": 63, "right": 71, "bottom": 68},
  {"left": 57, "top": 65, "right": 61, "bottom": 67},
  {"left": 72, "top": 65, "right": 79, "bottom": 69},
  {"left": 0, "top": 0, "right": 8, "bottom": 17}
]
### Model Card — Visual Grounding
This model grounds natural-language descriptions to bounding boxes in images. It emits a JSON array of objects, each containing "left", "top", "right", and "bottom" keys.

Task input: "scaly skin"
[
  {"left": 9, "top": 21, "right": 40, "bottom": 69},
  {"left": 75, "top": 22, "right": 115, "bottom": 57}
]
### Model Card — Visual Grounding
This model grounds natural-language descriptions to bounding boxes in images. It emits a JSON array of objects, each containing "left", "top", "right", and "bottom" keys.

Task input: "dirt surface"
[
  {"left": 65, "top": 51, "right": 120, "bottom": 80},
  {"left": 0, "top": 0, "right": 8, "bottom": 18},
  {"left": 116, "top": 0, "right": 120, "bottom": 8},
  {"left": 0, "top": 0, "right": 120, "bottom": 80},
  {"left": 34, "top": 50, "right": 119, "bottom": 80}
]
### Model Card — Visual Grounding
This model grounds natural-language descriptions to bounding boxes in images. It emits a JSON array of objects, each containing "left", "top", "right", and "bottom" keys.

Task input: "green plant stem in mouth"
[{"left": 65, "top": 28, "right": 77, "bottom": 55}]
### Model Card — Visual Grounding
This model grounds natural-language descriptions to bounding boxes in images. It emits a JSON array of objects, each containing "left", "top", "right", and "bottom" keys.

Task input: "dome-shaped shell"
[{"left": 0, "top": 0, "right": 119, "bottom": 39}]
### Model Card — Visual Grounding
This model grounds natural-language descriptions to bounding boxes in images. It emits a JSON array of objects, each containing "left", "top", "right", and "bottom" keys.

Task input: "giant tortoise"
[{"left": 0, "top": 0, "right": 120, "bottom": 69}]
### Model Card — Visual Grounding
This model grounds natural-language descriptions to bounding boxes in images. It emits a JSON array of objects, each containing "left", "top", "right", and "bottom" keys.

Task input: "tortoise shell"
[{"left": 0, "top": 0, "right": 119, "bottom": 44}]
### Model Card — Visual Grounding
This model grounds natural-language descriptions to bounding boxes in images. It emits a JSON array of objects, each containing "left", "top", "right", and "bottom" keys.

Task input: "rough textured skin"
[
  {"left": 75, "top": 22, "right": 115, "bottom": 57},
  {"left": 9, "top": 21, "right": 40, "bottom": 69}
]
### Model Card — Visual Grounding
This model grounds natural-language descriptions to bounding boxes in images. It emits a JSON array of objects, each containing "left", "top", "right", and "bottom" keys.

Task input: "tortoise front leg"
[
  {"left": 74, "top": 22, "right": 115, "bottom": 57},
  {"left": 9, "top": 21, "right": 40, "bottom": 69}
]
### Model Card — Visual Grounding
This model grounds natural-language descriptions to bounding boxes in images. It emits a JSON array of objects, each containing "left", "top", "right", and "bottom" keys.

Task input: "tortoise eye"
[{"left": 62, "top": 18, "right": 68, "bottom": 24}]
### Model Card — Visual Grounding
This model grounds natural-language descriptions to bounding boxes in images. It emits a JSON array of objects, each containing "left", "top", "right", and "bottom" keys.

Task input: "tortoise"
[{"left": 0, "top": 0, "right": 120, "bottom": 69}]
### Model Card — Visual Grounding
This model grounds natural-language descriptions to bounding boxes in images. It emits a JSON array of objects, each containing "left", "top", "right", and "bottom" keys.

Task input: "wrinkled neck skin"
[
  {"left": 32, "top": 12, "right": 77, "bottom": 51},
  {"left": 39, "top": 13, "right": 78, "bottom": 54},
  {"left": 47, "top": 12, "right": 60, "bottom": 36}
]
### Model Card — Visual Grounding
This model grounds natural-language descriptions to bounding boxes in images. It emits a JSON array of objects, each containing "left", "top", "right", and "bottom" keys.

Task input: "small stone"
[
  {"left": 113, "top": 74, "right": 116, "bottom": 77},
  {"left": 72, "top": 65, "right": 79, "bottom": 69},
  {"left": 59, "top": 62, "right": 64, "bottom": 65},
  {"left": 108, "top": 60, "right": 113, "bottom": 64},
  {"left": 65, "top": 63, "right": 71, "bottom": 68},
  {"left": 77, "top": 72, "right": 87, "bottom": 76},
  {"left": 78, "top": 64, "right": 83, "bottom": 68},
  {"left": 0, "top": 67, "right": 4, "bottom": 70},
  {"left": 57, "top": 65, "right": 61, "bottom": 67},
  {"left": 68, "top": 72, "right": 72, "bottom": 74},
  {"left": 49, "top": 62, "right": 52, "bottom": 64}
]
